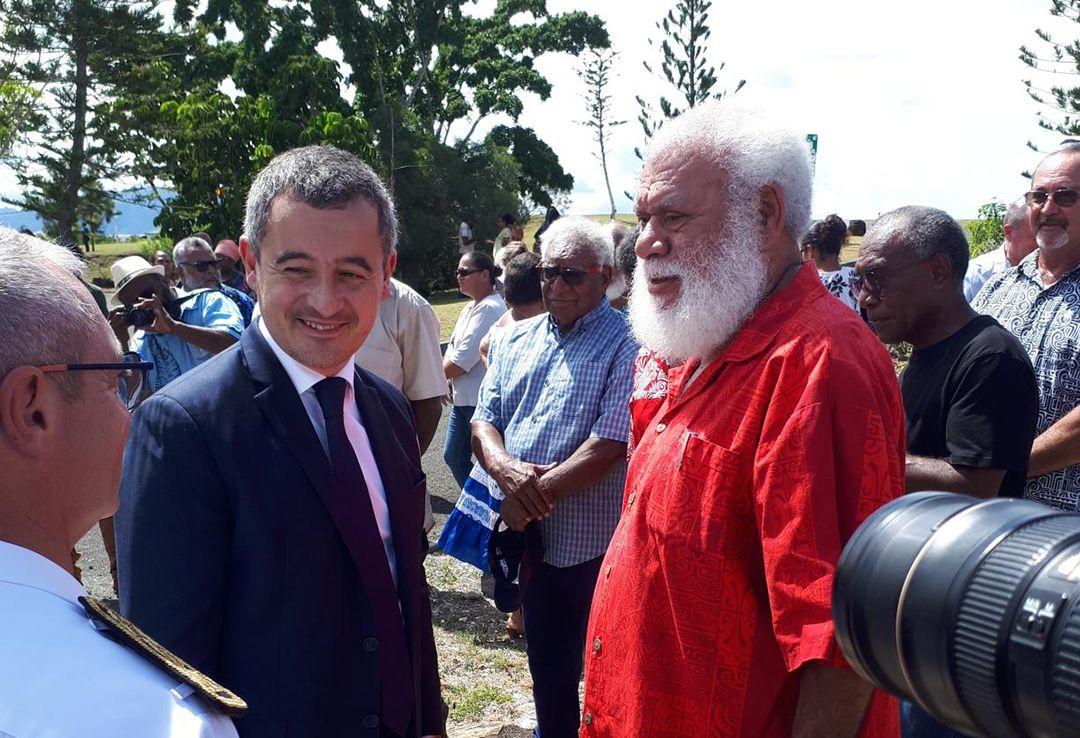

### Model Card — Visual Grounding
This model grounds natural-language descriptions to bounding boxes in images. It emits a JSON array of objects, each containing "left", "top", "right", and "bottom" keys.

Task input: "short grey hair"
[
  {"left": 540, "top": 217, "right": 615, "bottom": 267},
  {"left": 646, "top": 101, "right": 813, "bottom": 242},
  {"left": 1005, "top": 198, "right": 1027, "bottom": 229},
  {"left": 244, "top": 145, "right": 398, "bottom": 258},
  {"left": 866, "top": 205, "right": 969, "bottom": 282},
  {"left": 0, "top": 228, "right": 105, "bottom": 399},
  {"left": 172, "top": 236, "right": 213, "bottom": 264}
]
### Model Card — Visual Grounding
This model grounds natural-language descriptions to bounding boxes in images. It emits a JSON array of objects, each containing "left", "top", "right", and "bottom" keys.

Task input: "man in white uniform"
[{"left": 0, "top": 228, "right": 241, "bottom": 737}]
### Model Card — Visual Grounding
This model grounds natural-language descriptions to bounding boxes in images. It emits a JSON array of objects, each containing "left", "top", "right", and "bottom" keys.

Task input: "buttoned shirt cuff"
[{"left": 786, "top": 620, "right": 849, "bottom": 672}]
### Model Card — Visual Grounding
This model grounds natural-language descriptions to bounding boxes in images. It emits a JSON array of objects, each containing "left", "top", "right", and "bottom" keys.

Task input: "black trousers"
[{"left": 520, "top": 552, "right": 604, "bottom": 738}]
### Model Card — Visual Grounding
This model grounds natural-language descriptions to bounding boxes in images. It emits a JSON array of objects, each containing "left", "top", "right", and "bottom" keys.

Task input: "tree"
[
  {"left": 636, "top": 0, "right": 744, "bottom": 156},
  {"left": 0, "top": 0, "right": 167, "bottom": 246},
  {"left": 577, "top": 49, "right": 625, "bottom": 219},
  {"left": 967, "top": 201, "right": 1006, "bottom": 258},
  {"left": 1021, "top": 1, "right": 1080, "bottom": 143},
  {"left": 0, "top": 81, "right": 37, "bottom": 157}
]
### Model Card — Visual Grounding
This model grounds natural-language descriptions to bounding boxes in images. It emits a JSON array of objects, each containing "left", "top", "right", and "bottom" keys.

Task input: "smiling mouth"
[{"left": 298, "top": 317, "right": 347, "bottom": 333}]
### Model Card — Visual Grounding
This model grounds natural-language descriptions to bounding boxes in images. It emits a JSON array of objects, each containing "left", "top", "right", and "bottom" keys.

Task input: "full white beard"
[
  {"left": 628, "top": 204, "right": 769, "bottom": 362},
  {"left": 1036, "top": 227, "right": 1070, "bottom": 251}
]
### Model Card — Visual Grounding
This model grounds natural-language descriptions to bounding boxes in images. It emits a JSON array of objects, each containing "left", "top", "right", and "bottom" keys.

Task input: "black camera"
[
  {"left": 832, "top": 492, "right": 1080, "bottom": 738},
  {"left": 124, "top": 306, "right": 155, "bottom": 328}
]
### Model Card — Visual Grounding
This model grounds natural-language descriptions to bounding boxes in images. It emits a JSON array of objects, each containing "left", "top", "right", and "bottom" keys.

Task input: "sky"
[
  {"left": 459, "top": 0, "right": 1072, "bottom": 220},
  {"left": 0, "top": 0, "right": 1071, "bottom": 223}
]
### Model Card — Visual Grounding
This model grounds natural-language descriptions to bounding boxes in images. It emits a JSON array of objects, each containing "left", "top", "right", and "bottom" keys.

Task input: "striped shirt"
[{"left": 474, "top": 299, "right": 638, "bottom": 567}]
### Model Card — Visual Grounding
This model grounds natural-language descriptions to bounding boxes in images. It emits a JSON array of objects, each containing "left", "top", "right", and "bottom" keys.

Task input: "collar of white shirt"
[
  {"left": 258, "top": 317, "right": 355, "bottom": 397},
  {"left": 0, "top": 540, "right": 85, "bottom": 606}
]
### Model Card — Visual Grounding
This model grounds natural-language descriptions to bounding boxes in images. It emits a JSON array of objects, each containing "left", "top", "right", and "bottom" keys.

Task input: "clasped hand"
[{"left": 495, "top": 458, "right": 557, "bottom": 532}]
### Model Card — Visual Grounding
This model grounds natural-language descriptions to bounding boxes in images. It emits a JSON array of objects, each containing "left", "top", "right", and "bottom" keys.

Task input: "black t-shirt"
[{"left": 901, "top": 314, "right": 1038, "bottom": 498}]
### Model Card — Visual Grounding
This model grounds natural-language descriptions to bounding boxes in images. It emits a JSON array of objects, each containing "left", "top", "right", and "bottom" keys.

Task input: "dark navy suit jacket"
[{"left": 116, "top": 324, "right": 443, "bottom": 738}]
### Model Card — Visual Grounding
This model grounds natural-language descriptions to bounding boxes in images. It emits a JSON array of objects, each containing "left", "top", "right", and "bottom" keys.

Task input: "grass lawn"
[{"left": 429, "top": 289, "right": 468, "bottom": 342}]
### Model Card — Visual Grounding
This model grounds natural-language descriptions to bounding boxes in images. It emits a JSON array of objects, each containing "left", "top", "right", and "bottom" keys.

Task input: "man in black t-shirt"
[{"left": 855, "top": 205, "right": 1038, "bottom": 499}]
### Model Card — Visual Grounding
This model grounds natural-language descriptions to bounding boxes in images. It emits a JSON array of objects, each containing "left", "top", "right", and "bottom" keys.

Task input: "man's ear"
[
  {"left": 928, "top": 252, "right": 954, "bottom": 287},
  {"left": 1003, "top": 223, "right": 1014, "bottom": 243},
  {"left": 757, "top": 182, "right": 787, "bottom": 241},
  {"left": 0, "top": 368, "right": 53, "bottom": 457},
  {"left": 600, "top": 264, "right": 613, "bottom": 288},
  {"left": 239, "top": 236, "right": 258, "bottom": 294}
]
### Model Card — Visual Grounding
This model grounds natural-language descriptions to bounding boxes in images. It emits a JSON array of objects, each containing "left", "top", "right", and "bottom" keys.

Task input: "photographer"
[{"left": 108, "top": 255, "right": 243, "bottom": 393}]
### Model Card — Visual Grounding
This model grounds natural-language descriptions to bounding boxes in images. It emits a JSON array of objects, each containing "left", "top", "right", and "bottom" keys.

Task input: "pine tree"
[
  {"left": 1020, "top": 0, "right": 1080, "bottom": 145},
  {"left": 0, "top": 0, "right": 165, "bottom": 247},
  {"left": 578, "top": 49, "right": 625, "bottom": 220},
  {"left": 636, "top": 0, "right": 744, "bottom": 157}
]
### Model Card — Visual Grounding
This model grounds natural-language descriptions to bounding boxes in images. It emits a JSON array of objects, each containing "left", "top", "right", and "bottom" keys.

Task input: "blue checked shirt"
[
  {"left": 474, "top": 299, "right": 639, "bottom": 567},
  {"left": 973, "top": 250, "right": 1080, "bottom": 509}
]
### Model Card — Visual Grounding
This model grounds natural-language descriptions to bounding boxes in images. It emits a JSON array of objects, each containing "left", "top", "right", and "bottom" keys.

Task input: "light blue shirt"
[
  {"left": 964, "top": 244, "right": 1009, "bottom": 302},
  {"left": 474, "top": 299, "right": 638, "bottom": 567},
  {"left": 130, "top": 289, "right": 244, "bottom": 392}
]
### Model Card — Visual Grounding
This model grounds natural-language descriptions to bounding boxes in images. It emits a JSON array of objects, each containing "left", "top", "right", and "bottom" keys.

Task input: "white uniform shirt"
[
  {"left": 964, "top": 244, "right": 1010, "bottom": 302},
  {"left": 353, "top": 279, "right": 447, "bottom": 401},
  {"left": 0, "top": 541, "right": 238, "bottom": 738},
  {"left": 259, "top": 319, "right": 398, "bottom": 583}
]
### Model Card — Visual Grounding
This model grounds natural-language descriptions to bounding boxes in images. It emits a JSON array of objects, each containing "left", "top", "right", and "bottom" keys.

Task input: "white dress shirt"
[
  {"left": 259, "top": 319, "right": 398, "bottom": 583},
  {"left": 964, "top": 244, "right": 1010, "bottom": 302},
  {"left": 0, "top": 541, "right": 238, "bottom": 738}
]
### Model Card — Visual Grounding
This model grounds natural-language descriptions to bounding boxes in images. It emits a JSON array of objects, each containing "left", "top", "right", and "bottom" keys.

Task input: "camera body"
[
  {"left": 124, "top": 306, "right": 155, "bottom": 328},
  {"left": 832, "top": 492, "right": 1080, "bottom": 738}
]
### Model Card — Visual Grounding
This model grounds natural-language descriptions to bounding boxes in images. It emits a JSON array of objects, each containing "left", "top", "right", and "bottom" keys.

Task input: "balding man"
[
  {"left": 963, "top": 198, "right": 1036, "bottom": 301},
  {"left": 974, "top": 145, "right": 1080, "bottom": 510},
  {"left": 580, "top": 104, "right": 904, "bottom": 738},
  {"left": 174, "top": 236, "right": 254, "bottom": 326},
  {"left": 472, "top": 217, "right": 638, "bottom": 738},
  {"left": 0, "top": 229, "right": 240, "bottom": 737}
]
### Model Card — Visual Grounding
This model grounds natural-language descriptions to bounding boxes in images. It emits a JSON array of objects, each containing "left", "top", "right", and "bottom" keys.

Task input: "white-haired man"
[
  {"left": 580, "top": 104, "right": 905, "bottom": 738},
  {"left": 963, "top": 198, "right": 1036, "bottom": 302},
  {"left": 0, "top": 229, "right": 241, "bottom": 736},
  {"left": 472, "top": 217, "right": 638, "bottom": 738}
]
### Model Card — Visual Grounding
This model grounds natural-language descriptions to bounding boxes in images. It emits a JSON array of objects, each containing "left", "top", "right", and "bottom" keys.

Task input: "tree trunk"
[
  {"left": 600, "top": 125, "right": 616, "bottom": 219},
  {"left": 58, "top": 0, "right": 89, "bottom": 251}
]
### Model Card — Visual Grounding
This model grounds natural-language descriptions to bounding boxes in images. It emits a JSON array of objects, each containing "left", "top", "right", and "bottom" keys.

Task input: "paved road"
[{"left": 76, "top": 409, "right": 464, "bottom": 600}]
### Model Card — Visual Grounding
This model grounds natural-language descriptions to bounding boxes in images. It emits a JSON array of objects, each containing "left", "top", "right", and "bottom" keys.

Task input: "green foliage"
[
  {"left": 966, "top": 202, "right": 1006, "bottom": 258},
  {"left": 636, "top": 0, "right": 744, "bottom": 155},
  {"left": 0, "top": 81, "right": 37, "bottom": 157},
  {"left": 1021, "top": 1, "right": 1080, "bottom": 143}
]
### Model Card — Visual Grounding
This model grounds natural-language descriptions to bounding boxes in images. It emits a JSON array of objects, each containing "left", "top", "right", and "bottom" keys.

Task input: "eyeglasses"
[
  {"left": 536, "top": 264, "right": 603, "bottom": 286},
  {"left": 37, "top": 352, "right": 154, "bottom": 411},
  {"left": 851, "top": 258, "right": 929, "bottom": 299},
  {"left": 455, "top": 267, "right": 484, "bottom": 277},
  {"left": 1024, "top": 189, "right": 1080, "bottom": 208},
  {"left": 178, "top": 259, "right": 221, "bottom": 272}
]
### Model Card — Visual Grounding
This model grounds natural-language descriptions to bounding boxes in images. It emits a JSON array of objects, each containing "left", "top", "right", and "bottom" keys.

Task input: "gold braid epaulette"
[{"left": 80, "top": 596, "right": 248, "bottom": 717}]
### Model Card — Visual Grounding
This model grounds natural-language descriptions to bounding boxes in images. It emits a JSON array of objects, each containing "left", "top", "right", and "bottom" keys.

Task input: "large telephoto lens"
[{"left": 832, "top": 492, "right": 1080, "bottom": 738}]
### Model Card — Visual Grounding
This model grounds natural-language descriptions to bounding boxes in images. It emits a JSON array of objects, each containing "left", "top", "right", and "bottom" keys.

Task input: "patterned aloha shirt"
[{"left": 973, "top": 250, "right": 1080, "bottom": 509}]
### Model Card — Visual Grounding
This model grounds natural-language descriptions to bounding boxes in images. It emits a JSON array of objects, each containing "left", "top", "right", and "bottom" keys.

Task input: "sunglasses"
[
  {"left": 179, "top": 259, "right": 221, "bottom": 272},
  {"left": 536, "top": 264, "right": 603, "bottom": 286},
  {"left": 851, "top": 257, "right": 929, "bottom": 299},
  {"left": 455, "top": 267, "right": 485, "bottom": 277},
  {"left": 1025, "top": 189, "right": 1080, "bottom": 208},
  {"left": 37, "top": 352, "right": 155, "bottom": 411}
]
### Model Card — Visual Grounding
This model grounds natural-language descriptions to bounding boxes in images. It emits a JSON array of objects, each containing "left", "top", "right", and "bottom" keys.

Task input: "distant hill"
[{"left": 0, "top": 187, "right": 173, "bottom": 237}]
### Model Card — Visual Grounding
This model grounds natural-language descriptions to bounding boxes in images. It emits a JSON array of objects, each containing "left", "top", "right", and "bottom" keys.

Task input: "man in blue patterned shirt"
[
  {"left": 974, "top": 144, "right": 1080, "bottom": 509},
  {"left": 473, "top": 217, "right": 638, "bottom": 738}
]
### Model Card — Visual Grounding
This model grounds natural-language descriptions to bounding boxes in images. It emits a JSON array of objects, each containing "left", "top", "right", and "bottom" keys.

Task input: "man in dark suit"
[{"left": 116, "top": 146, "right": 444, "bottom": 738}]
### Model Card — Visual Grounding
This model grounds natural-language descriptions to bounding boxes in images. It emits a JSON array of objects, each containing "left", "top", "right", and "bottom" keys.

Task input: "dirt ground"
[{"left": 76, "top": 410, "right": 538, "bottom": 737}]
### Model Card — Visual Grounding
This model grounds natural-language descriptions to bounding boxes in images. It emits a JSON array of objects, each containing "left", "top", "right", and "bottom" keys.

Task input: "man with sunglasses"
[
  {"left": 110, "top": 254, "right": 243, "bottom": 394},
  {"left": 856, "top": 206, "right": 1039, "bottom": 738},
  {"left": 0, "top": 229, "right": 240, "bottom": 737},
  {"left": 472, "top": 216, "right": 637, "bottom": 738},
  {"left": 972, "top": 144, "right": 1080, "bottom": 511},
  {"left": 174, "top": 236, "right": 255, "bottom": 326}
]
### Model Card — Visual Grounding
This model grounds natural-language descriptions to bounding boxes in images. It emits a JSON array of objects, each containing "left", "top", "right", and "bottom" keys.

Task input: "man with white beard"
[
  {"left": 579, "top": 103, "right": 905, "bottom": 738},
  {"left": 973, "top": 144, "right": 1080, "bottom": 510}
]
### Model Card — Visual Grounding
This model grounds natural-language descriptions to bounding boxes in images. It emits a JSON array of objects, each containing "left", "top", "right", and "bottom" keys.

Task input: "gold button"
[
  {"left": 593, "top": 637, "right": 602, "bottom": 652},
  {"left": 656, "top": 422, "right": 667, "bottom": 432},
  {"left": 583, "top": 713, "right": 593, "bottom": 726}
]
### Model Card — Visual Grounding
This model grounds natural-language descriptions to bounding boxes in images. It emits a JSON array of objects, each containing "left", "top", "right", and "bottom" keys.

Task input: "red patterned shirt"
[{"left": 581, "top": 264, "right": 904, "bottom": 737}]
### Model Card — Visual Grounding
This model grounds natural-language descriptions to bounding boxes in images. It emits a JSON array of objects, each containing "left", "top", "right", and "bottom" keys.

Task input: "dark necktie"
[{"left": 313, "top": 377, "right": 413, "bottom": 735}]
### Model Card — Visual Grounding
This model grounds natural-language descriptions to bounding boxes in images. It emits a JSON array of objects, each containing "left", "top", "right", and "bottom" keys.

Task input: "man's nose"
[{"left": 636, "top": 224, "right": 670, "bottom": 259}]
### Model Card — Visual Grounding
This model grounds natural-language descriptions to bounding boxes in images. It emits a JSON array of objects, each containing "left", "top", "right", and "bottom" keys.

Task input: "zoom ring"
[
  {"left": 1051, "top": 600, "right": 1080, "bottom": 731},
  {"left": 953, "top": 517, "right": 1077, "bottom": 738}
]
